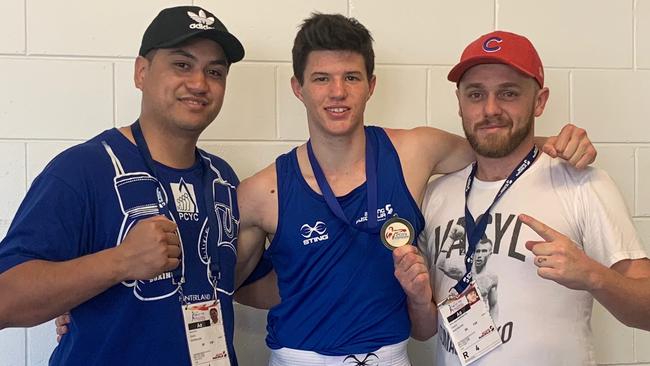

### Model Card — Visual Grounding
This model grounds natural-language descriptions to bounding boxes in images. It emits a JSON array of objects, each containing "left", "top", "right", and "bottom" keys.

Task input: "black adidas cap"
[{"left": 139, "top": 6, "right": 245, "bottom": 63}]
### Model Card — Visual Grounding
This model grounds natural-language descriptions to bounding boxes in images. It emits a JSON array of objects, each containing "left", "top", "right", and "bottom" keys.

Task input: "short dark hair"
[
  {"left": 477, "top": 238, "right": 493, "bottom": 251},
  {"left": 292, "top": 13, "right": 375, "bottom": 85}
]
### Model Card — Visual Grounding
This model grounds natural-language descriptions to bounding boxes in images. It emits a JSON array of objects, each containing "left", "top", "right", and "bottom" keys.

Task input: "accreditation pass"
[
  {"left": 437, "top": 283, "right": 502, "bottom": 365},
  {"left": 182, "top": 300, "right": 230, "bottom": 366}
]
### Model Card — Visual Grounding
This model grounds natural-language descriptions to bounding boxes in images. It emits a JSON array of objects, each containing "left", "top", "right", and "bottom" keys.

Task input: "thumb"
[
  {"left": 542, "top": 136, "right": 558, "bottom": 158},
  {"left": 148, "top": 215, "right": 177, "bottom": 232},
  {"left": 519, "top": 214, "right": 558, "bottom": 242}
]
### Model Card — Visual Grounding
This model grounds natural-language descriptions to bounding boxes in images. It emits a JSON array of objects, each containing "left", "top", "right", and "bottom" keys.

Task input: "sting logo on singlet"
[
  {"left": 171, "top": 178, "right": 199, "bottom": 222},
  {"left": 300, "top": 221, "right": 329, "bottom": 245}
]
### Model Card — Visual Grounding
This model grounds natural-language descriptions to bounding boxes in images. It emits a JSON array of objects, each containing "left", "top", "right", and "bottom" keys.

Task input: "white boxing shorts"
[{"left": 269, "top": 340, "right": 411, "bottom": 366}]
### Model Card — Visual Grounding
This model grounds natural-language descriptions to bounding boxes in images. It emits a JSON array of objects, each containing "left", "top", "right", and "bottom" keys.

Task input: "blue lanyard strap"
[
  {"left": 454, "top": 145, "right": 539, "bottom": 294},
  {"left": 306, "top": 128, "right": 379, "bottom": 233},
  {"left": 130, "top": 121, "right": 221, "bottom": 285}
]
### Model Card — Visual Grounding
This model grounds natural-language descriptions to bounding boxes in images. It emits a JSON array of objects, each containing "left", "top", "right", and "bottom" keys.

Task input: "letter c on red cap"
[{"left": 482, "top": 37, "right": 503, "bottom": 53}]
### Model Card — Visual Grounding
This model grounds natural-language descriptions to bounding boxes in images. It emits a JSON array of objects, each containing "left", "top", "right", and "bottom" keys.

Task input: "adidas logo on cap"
[{"left": 188, "top": 10, "right": 215, "bottom": 30}]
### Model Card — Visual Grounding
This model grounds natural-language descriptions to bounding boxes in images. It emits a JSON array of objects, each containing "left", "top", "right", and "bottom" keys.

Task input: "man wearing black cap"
[
  {"left": 0, "top": 6, "right": 244, "bottom": 365},
  {"left": 418, "top": 30, "right": 650, "bottom": 365}
]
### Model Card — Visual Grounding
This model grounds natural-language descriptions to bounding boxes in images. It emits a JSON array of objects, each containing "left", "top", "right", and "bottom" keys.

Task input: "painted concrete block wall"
[{"left": 0, "top": 0, "right": 648, "bottom": 365}]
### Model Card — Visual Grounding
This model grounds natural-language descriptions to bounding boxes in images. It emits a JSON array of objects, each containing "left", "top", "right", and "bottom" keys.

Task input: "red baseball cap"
[{"left": 448, "top": 30, "right": 544, "bottom": 87}]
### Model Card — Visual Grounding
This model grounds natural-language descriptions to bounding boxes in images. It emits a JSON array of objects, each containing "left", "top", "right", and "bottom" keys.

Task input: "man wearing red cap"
[
  {"left": 233, "top": 16, "right": 599, "bottom": 365},
  {"left": 418, "top": 30, "right": 650, "bottom": 365}
]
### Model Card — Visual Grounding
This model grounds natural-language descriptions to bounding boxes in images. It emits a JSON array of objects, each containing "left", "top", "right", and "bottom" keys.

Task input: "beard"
[{"left": 463, "top": 114, "right": 534, "bottom": 158}]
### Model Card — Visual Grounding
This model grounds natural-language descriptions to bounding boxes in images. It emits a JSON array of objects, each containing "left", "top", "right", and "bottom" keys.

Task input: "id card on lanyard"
[
  {"left": 440, "top": 145, "right": 539, "bottom": 364},
  {"left": 131, "top": 121, "right": 230, "bottom": 365},
  {"left": 437, "top": 282, "right": 501, "bottom": 365},
  {"left": 182, "top": 300, "right": 230, "bottom": 366}
]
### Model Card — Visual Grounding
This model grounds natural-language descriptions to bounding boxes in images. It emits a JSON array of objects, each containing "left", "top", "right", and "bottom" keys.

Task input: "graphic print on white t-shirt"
[
  {"left": 421, "top": 154, "right": 646, "bottom": 366},
  {"left": 432, "top": 211, "right": 527, "bottom": 358}
]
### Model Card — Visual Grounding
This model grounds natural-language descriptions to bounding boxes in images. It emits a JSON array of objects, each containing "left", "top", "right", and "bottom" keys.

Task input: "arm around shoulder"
[
  {"left": 390, "top": 127, "right": 474, "bottom": 176},
  {"left": 235, "top": 165, "right": 277, "bottom": 290}
]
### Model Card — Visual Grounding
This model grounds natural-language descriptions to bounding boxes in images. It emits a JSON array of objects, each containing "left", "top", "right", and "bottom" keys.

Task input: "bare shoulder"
[
  {"left": 384, "top": 126, "right": 465, "bottom": 174},
  {"left": 381, "top": 127, "right": 447, "bottom": 205},
  {"left": 385, "top": 126, "right": 460, "bottom": 156},
  {"left": 237, "top": 163, "right": 278, "bottom": 227},
  {"left": 384, "top": 125, "right": 448, "bottom": 139},
  {"left": 387, "top": 126, "right": 473, "bottom": 175}
]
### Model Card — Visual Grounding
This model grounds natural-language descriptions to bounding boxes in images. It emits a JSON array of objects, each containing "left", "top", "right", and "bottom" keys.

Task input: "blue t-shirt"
[
  {"left": 0, "top": 129, "right": 240, "bottom": 365},
  {"left": 266, "top": 126, "right": 424, "bottom": 355}
]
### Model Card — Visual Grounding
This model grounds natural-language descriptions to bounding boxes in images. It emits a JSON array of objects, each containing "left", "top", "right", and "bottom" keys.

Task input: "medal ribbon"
[
  {"left": 453, "top": 145, "right": 539, "bottom": 294},
  {"left": 306, "top": 128, "right": 379, "bottom": 233},
  {"left": 131, "top": 121, "right": 221, "bottom": 290}
]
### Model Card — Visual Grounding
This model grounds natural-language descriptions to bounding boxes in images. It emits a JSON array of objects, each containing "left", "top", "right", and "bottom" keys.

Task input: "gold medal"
[{"left": 380, "top": 217, "right": 414, "bottom": 250}]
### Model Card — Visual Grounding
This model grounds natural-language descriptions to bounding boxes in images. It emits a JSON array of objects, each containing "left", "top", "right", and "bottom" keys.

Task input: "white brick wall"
[
  {"left": 573, "top": 70, "right": 650, "bottom": 143},
  {"left": 0, "top": 1, "right": 649, "bottom": 365},
  {"left": 639, "top": 0, "right": 650, "bottom": 69},
  {"left": 499, "top": 0, "right": 634, "bottom": 68}
]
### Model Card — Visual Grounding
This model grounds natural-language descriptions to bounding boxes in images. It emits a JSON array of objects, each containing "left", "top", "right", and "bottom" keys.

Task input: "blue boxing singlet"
[{"left": 266, "top": 126, "right": 424, "bottom": 355}]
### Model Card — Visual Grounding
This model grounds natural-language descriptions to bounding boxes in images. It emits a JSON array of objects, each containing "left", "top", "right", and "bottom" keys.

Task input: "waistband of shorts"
[{"left": 269, "top": 340, "right": 410, "bottom": 366}]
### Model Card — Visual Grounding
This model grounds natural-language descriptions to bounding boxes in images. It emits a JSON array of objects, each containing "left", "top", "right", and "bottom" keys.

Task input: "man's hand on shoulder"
[{"left": 541, "top": 123, "right": 597, "bottom": 169}]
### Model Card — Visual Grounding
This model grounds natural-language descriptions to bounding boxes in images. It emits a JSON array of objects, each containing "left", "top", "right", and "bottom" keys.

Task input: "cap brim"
[
  {"left": 447, "top": 56, "right": 536, "bottom": 83},
  {"left": 145, "top": 29, "right": 245, "bottom": 63}
]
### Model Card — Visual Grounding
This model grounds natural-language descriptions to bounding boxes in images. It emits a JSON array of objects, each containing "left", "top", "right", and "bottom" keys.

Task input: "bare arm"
[
  {"left": 487, "top": 283, "right": 498, "bottom": 321},
  {"left": 386, "top": 127, "right": 473, "bottom": 206},
  {"left": 234, "top": 208, "right": 267, "bottom": 290},
  {"left": 0, "top": 251, "right": 124, "bottom": 328},
  {"left": 0, "top": 215, "right": 180, "bottom": 329},
  {"left": 591, "top": 259, "right": 650, "bottom": 330},
  {"left": 388, "top": 124, "right": 596, "bottom": 206},
  {"left": 389, "top": 127, "right": 473, "bottom": 176},
  {"left": 234, "top": 270, "right": 280, "bottom": 309},
  {"left": 520, "top": 214, "right": 650, "bottom": 331},
  {"left": 234, "top": 165, "right": 280, "bottom": 307}
]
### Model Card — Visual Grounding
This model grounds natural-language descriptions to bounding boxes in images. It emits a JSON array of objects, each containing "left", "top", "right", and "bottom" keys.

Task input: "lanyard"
[
  {"left": 453, "top": 145, "right": 539, "bottom": 294},
  {"left": 306, "top": 128, "right": 379, "bottom": 233},
  {"left": 131, "top": 121, "right": 221, "bottom": 288}
]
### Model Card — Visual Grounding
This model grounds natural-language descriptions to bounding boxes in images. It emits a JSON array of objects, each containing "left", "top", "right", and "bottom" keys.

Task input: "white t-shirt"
[{"left": 419, "top": 153, "right": 647, "bottom": 366}]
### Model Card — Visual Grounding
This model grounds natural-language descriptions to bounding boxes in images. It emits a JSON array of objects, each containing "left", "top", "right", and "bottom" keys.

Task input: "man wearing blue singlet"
[{"left": 234, "top": 13, "right": 596, "bottom": 365}]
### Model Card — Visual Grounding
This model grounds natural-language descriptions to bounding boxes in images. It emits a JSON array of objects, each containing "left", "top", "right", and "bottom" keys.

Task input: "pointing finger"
[
  {"left": 519, "top": 214, "right": 558, "bottom": 242},
  {"left": 524, "top": 240, "right": 545, "bottom": 252}
]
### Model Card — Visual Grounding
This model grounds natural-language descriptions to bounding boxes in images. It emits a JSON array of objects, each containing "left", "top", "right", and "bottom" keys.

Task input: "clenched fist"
[{"left": 115, "top": 215, "right": 181, "bottom": 281}]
